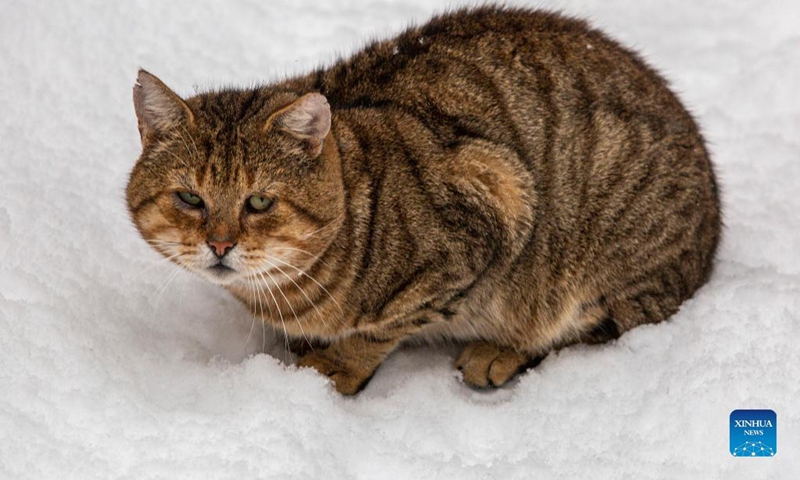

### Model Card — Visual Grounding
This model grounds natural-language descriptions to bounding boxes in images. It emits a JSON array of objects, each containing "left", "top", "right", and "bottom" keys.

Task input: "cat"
[{"left": 126, "top": 6, "right": 721, "bottom": 395}]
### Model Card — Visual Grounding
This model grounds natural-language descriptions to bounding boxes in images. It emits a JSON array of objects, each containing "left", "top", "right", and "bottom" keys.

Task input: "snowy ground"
[{"left": 1, "top": 0, "right": 798, "bottom": 478}]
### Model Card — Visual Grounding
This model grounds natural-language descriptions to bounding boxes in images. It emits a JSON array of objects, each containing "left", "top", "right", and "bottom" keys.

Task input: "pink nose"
[{"left": 208, "top": 240, "right": 235, "bottom": 258}]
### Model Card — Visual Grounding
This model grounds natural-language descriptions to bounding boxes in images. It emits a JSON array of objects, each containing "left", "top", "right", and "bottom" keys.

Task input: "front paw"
[
  {"left": 298, "top": 351, "right": 375, "bottom": 395},
  {"left": 455, "top": 342, "right": 532, "bottom": 388}
]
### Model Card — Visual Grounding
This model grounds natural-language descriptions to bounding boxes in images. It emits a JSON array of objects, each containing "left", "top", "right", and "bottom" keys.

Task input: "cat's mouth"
[
  {"left": 208, "top": 263, "right": 235, "bottom": 274},
  {"left": 205, "top": 263, "right": 238, "bottom": 283}
]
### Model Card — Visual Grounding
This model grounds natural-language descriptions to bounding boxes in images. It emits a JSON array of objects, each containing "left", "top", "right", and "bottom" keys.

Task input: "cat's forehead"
[
  {"left": 142, "top": 88, "right": 314, "bottom": 192},
  {"left": 165, "top": 121, "right": 298, "bottom": 192},
  {"left": 178, "top": 137, "right": 295, "bottom": 194},
  {"left": 188, "top": 88, "right": 288, "bottom": 131}
]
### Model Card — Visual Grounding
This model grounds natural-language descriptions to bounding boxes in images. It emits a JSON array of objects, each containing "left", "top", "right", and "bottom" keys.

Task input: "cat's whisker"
[
  {"left": 145, "top": 237, "right": 181, "bottom": 244},
  {"left": 299, "top": 212, "right": 343, "bottom": 240},
  {"left": 177, "top": 256, "right": 200, "bottom": 312},
  {"left": 263, "top": 258, "right": 328, "bottom": 329},
  {"left": 264, "top": 255, "right": 345, "bottom": 321},
  {"left": 268, "top": 246, "right": 333, "bottom": 269},
  {"left": 243, "top": 274, "right": 252, "bottom": 343},
  {"left": 148, "top": 251, "right": 202, "bottom": 306},
  {"left": 132, "top": 251, "right": 185, "bottom": 280},
  {"left": 248, "top": 277, "right": 276, "bottom": 352},
  {"left": 258, "top": 278, "right": 279, "bottom": 350},
  {"left": 175, "top": 128, "right": 197, "bottom": 162},
  {"left": 161, "top": 147, "right": 191, "bottom": 167},
  {"left": 249, "top": 274, "right": 262, "bottom": 354},
  {"left": 147, "top": 261, "right": 179, "bottom": 299},
  {"left": 178, "top": 125, "right": 200, "bottom": 159},
  {"left": 255, "top": 270, "right": 289, "bottom": 354},
  {"left": 243, "top": 274, "right": 259, "bottom": 351},
  {"left": 150, "top": 263, "right": 182, "bottom": 307},
  {"left": 146, "top": 247, "right": 182, "bottom": 257},
  {"left": 261, "top": 301, "right": 267, "bottom": 355},
  {"left": 143, "top": 240, "right": 186, "bottom": 255},
  {"left": 261, "top": 264, "right": 313, "bottom": 351},
  {"left": 252, "top": 273, "right": 270, "bottom": 355},
  {"left": 144, "top": 239, "right": 180, "bottom": 247},
  {"left": 145, "top": 240, "right": 192, "bottom": 252}
]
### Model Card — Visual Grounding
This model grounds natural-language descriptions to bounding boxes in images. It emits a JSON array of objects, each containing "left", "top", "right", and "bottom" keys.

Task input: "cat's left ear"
[
  {"left": 265, "top": 93, "right": 331, "bottom": 158},
  {"left": 133, "top": 69, "right": 194, "bottom": 144}
]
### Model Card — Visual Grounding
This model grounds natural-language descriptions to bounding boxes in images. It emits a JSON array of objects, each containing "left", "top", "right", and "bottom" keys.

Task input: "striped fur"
[{"left": 126, "top": 6, "right": 721, "bottom": 394}]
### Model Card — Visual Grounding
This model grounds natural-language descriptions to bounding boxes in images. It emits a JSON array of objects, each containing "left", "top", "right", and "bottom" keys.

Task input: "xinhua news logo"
[{"left": 730, "top": 409, "right": 776, "bottom": 457}]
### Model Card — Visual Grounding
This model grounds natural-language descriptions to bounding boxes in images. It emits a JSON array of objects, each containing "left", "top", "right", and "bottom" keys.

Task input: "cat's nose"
[{"left": 208, "top": 239, "right": 235, "bottom": 259}]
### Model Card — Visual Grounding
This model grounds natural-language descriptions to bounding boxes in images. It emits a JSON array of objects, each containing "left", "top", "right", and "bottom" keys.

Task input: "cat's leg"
[
  {"left": 455, "top": 342, "right": 543, "bottom": 388},
  {"left": 598, "top": 275, "right": 685, "bottom": 338},
  {"left": 577, "top": 256, "right": 698, "bottom": 343},
  {"left": 452, "top": 294, "right": 619, "bottom": 388},
  {"left": 298, "top": 333, "right": 400, "bottom": 395}
]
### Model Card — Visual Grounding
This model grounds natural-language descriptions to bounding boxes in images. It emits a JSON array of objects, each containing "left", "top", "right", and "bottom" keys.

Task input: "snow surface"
[{"left": 1, "top": 0, "right": 799, "bottom": 478}]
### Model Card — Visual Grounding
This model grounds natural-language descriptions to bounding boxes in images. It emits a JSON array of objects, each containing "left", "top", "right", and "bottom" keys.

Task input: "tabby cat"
[{"left": 126, "top": 6, "right": 721, "bottom": 394}]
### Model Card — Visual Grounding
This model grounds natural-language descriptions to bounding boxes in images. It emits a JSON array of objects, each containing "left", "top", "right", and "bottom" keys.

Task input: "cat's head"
[{"left": 126, "top": 70, "right": 344, "bottom": 286}]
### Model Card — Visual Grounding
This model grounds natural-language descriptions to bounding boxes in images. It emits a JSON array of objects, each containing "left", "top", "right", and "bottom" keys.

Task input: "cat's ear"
[
  {"left": 264, "top": 93, "right": 331, "bottom": 157},
  {"left": 133, "top": 69, "right": 194, "bottom": 144}
]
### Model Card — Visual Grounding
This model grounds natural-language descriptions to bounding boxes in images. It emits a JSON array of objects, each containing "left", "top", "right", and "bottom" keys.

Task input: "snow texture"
[{"left": 1, "top": 1, "right": 798, "bottom": 478}]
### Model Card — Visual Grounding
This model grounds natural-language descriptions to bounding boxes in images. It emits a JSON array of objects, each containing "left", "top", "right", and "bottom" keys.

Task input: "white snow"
[{"left": 1, "top": 0, "right": 799, "bottom": 478}]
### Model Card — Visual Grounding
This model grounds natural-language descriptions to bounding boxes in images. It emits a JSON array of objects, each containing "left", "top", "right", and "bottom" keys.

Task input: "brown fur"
[{"left": 126, "top": 6, "right": 721, "bottom": 394}]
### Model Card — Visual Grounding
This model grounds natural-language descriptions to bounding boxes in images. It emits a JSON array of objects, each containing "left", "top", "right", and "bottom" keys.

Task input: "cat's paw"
[
  {"left": 455, "top": 342, "right": 530, "bottom": 388},
  {"left": 298, "top": 351, "right": 374, "bottom": 395}
]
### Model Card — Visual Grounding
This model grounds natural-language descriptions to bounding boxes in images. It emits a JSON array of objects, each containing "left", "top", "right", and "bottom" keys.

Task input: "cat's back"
[
  {"left": 313, "top": 5, "right": 592, "bottom": 99},
  {"left": 297, "top": 6, "right": 691, "bottom": 131}
]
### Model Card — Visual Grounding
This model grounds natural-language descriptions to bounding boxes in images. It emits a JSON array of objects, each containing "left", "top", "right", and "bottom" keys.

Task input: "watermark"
[{"left": 730, "top": 409, "right": 776, "bottom": 457}]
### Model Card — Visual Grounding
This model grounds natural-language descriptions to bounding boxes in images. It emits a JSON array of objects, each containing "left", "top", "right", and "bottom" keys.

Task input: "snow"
[{"left": 1, "top": 0, "right": 798, "bottom": 478}]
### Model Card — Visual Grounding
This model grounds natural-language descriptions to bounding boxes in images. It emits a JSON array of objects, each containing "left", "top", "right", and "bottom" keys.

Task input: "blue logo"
[{"left": 730, "top": 409, "right": 776, "bottom": 457}]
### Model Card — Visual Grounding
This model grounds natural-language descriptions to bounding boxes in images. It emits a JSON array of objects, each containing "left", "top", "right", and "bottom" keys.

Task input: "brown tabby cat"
[{"left": 126, "top": 6, "right": 720, "bottom": 394}]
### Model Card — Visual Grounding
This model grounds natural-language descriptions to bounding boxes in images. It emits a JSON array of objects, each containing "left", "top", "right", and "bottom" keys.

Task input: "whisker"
[
  {"left": 251, "top": 277, "right": 278, "bottom": 349},
  {"left": 256, "top": 271, "right": 289, "bottom": 354},
  {"left": 145, "top": 240, "right": 179, "bottom": 246},
  {"left": 175, "top": 128, "right": 197, "bottom": 162},
  {"left": 244, "top": 274, "right": 258, "bottom": 350},
  {"left": 150, "top": 264, "right": 182, "bottom": 307},
  {"left": 268, "top": 246, "right": 333, "bottom": 269},
  {"left": 264, "top": 255, "right": 345, "bottom": 321},
  {"left": 264, "top": 258, "right": 328, "bottom": 329},
  {"left": 178, "top": 125, "right": 200, "bottom": 159},
  {"left": 262, "top": 265, "right": 313, "bottom": 351},
  {"left": 177, "top": 256, "right": 199, "bottom": 312},
  {"left": 147, "top": 263, "right": 178, "bottom": 299},
  {"left": 145, "top": 239, "right": 193, "bottom": 249},
  {"left": 253, "top": 273, "right": 270, "bottom": 355},
  {"left": 133, "top": 251, "right": 184, "bottom": 280},
  {"left": 163, "top": 147, "right": 190, "bottom": 166},
  {"left": 299, "top": 211, "right": 343, "bottom": 240},
  {"left": 262, "top": 300, "right": 267, "bottom": 355}
]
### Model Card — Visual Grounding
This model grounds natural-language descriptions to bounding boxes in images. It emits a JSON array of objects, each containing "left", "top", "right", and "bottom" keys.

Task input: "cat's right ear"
[
  {"left": 133, "top": 69, "right": 194, "bottom": 144},
  {"left": 264, "top": 93, "right": 331, "bottom": 158}
]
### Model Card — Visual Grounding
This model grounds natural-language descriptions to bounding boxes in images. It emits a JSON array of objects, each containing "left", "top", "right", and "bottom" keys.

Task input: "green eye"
[
  {"left": 177, "top": 191, "right": 204, "bottom": 207},
  {"left": 247, "top": 195, "right": 274, "bottom": 212}
]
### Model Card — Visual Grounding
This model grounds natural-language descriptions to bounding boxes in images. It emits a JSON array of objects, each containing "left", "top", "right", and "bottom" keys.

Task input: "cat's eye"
[
  {"left": 177, "top": 191, "right": 204, "bottom": 208},
  {"left": 247, "top": 195, "right": 274, "bottom": 213}
]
